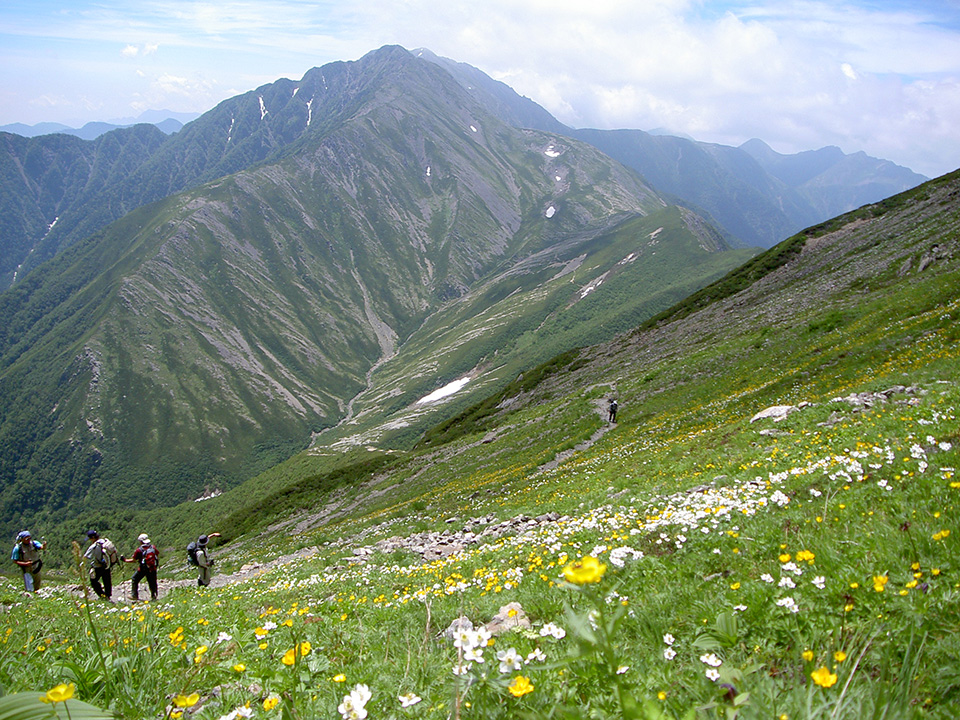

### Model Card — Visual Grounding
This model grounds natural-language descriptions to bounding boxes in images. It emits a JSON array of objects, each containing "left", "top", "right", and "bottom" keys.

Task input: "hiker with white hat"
[{"left": 121, "top": 533, "right": 159, "bottom": 601}]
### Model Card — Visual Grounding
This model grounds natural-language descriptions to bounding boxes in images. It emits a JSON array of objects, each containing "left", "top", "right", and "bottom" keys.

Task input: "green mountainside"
[
  {"left": 3, "top": 167, "right": 955, "bottom": 720},
  {"left": 0, "top": 124, "right": 169, "bottom": 287},
  {"left": 0, "top": 46, "right": 754, "bottom": 538}
]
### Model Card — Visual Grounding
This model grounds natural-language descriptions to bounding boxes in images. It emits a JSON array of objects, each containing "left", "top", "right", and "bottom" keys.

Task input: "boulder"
[{"left": 750, "top": 405, "right": 798, "bottom": 423}]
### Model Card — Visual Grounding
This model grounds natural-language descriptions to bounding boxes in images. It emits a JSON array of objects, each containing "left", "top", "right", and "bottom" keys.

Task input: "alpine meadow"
[{"left": 0, "top": 45, "right": 958, "bottom": 720}]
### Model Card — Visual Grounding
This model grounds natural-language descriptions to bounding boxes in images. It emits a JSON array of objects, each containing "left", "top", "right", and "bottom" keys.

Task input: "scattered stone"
[
  {"left": 443, "top": 616, "right": 473, "bottom": 640},
  {"left": 750, "top": 405, "right": 799, "bottom": 423},
  {"left": 485, "top": 602, "right": 531, "bottom": 636}
]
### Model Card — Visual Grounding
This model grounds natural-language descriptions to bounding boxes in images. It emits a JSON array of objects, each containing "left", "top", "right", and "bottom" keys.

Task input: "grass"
[
  {"left": 1, "top": 296, "right": 957, "bottom": 719},
  {"left": 1, "top": 175, "right": 958, "bottom": 719}
]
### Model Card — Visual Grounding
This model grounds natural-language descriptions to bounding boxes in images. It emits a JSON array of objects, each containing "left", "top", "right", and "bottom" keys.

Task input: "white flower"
[
  {"left": 760, "top": 573, "right": 775, "bottom": 583},
  {"left": 216, "top": 631, "right": 233, "bottom": 644},
  {"left": 235, "top": 707, "right": 253, "bottom": 719},
  {"left": 339, "top": 684, "right": 372, "bottom": 720},
  {"left": 398, "top": 693, "right": 422, "bottom": 708},
  {"left": 540, "top": 622, "right": 566, "bottom": 639},
  {"left": 776, "top": 596, "right": 799, "bottom": 613},
  {"left": 463, "top": 645, "right": 485, "bottom": 663},
  {"left": 778, "top": 577, "right": 796, "bottom": 589},
  {"left": 663, "top": 647, "right": 677, "bottom": 661},
  {"left": 733, "top": 604, "right": 748, "bottom": 612},
  {"left": 616, "top": 665, "right": 629, "bottom": 675},
  {"left": 663, "top": 633, "right": 675, "bottom": 645},
  {"left": 699, "top": 653, "right": 722, "bottom": 667},
  {"left": 262, "top": 621, "right": 277, "bottom": 630},
  {"left": 526, "top": 648, "right": 546, "bottom": 663},
  {"left": 706, "top": 668, "right": 720, "bottom": 682},
  {"left": 809, "top": 488, "right": 822, "bottom": 497},
  {"left": 452, "top": 664, "right": 469, "bottom": 676},
  {"left": 812, "top": 576, "right": 826, "bottom": 589},
  {"left": 496, "top": 647, "right": 523, "bottom": 673}
]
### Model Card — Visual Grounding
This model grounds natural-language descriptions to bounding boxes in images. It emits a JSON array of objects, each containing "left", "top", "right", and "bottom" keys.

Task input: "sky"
[{"left": 1, "top": 0, "right": 959, "bottom": 178}]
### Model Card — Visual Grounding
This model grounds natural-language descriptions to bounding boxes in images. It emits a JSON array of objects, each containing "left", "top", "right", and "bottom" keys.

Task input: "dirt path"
[{"left": 533, "top": 386, "right": 618, "bottom": 475}]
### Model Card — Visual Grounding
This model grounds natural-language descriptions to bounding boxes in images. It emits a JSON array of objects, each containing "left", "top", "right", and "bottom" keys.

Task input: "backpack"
[
  {"left": 142, "top": 544, "right": 158, "bottom": 571},
  {"left": 100, "top": 538, "right": 120, "bottom": 568},
  {"left": 186, "top": 541, "right": 199, "bottom": 566}
]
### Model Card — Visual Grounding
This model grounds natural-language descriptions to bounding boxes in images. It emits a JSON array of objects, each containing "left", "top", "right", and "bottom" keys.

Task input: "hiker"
[
  {"left": 122, "top": 533, "right": 159, "bottom": 601},
  {"left": 83, "top": 530, "right": 117, "bottom": 601},
  {"left": 11, "top": 531, "right": 46, "bottom": 592},
  {"left": 193, "top": 532, "right": 221, "bottom": 587},
  {"left": 608, "top": 398, "right": 618, "bottom": 423}
]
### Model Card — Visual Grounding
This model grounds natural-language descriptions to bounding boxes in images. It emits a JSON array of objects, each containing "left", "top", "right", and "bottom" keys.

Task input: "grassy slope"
[{"left": 1, "top": 172, "right": 958, "bottom": 718}]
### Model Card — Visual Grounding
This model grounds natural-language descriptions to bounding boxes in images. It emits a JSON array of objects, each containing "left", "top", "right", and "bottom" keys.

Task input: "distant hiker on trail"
[
  {"left": 84, "top": 530, "right": 119, "bottom": 601},
  {"left": 190, "top": 532, "right": 221, "bottom": 587},
  {"left": 608, "top": 398, "right": 618, "bottom": 423},
  {"left": 11, "top": 530, "right": 45, "bottom": 592},
  {"left": 122, "top": 533, "right": 159, "bottom": 602}
]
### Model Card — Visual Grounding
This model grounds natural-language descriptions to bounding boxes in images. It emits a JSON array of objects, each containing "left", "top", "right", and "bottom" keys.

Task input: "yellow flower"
[
  {"left": 233, "top": 663, "right": 246, "bottom": 673},
  {"left": 779, "top": 553, "right": 791, "bottom": 563},
  {"left": 508, "top": 675, "right": 535, "bottom": 697},
  {"left": 657, "top": 691, "right": 667, "bottom": 701},
  {"left": 300, "top": 641, "right": 311, "bottom": 656},
  {"left": 40, "top": 683, "right": 75, "bottom": 704},
  {"left": 796, "top": 550, "right": 815, "bottom": 563},
  {"left": 258, "top": 642, "right": 268, "bottom": 650},
  {"left": 834, "top": 651, "right": 847, "bottom": 663},
  {"left": 811, "top": 667, "right": 838, "bottom": 688},
  {"left": 562, "top": 556, "right": 607, "bottom": 585},
  {"left": 263, "top": 695, "right": 280, "bottom": 711},
  {"left": 730, "top": 582, "right": 741, "bottom": 590},
  {"left": 873, "top": 575, "right": 889, "bottom": 592},
  {"left": 802, "top": 650, "right": 814, "bottom": 662},
  {"left": 173, "top": 692, "right": 200, "bottom": 708},
  {"left": 333, "top": 673, "right": 347, "bottom": 682},
  {"left": 282, "top": 648, "right": 297, "bottom": 666}
]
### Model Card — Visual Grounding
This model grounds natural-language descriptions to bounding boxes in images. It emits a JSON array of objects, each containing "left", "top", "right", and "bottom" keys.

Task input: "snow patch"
[
  {"left": 425, "top": 166, "right": 431, "bottom": 177},
  {"left": 544, "top": 145, "right": 561, "bottom": 158},
  {"left": 555, "top": 175, "right": 562, "bottom": 182},
  {"left": 618, "top": 252, "right": 638, "bottom": 265},
  {"left": 649, "top": 227, "right": 664, "bottom": 240},
  {"left": 545, "top": 206, "right": 556, "bottom": 219},
  {"left": 259, "top": 96, "right": 267, "bottom": 120},
  {"left": 416, "top": 377, "right": 471, "bottom": 405},
  {"left": 470, "top": 125, "right": 477, "bottom": 133},
  {"left": 227, "top": 117, "right": 235, "bottom": 143},
  {"left": 306, "top": 98, "right": 313, "bottom": 127},
  {"left": 293, "top": 86, "right": 300, "bottom": 97}
]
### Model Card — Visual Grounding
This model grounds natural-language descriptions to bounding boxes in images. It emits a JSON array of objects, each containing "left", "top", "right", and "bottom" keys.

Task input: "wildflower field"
[{"left": 2, "top": 177, "right": 959, "bottom": 719}]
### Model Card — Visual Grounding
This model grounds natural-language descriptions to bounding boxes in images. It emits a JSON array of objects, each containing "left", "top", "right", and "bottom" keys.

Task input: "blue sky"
[{"left": 2, "top": 0, "right": 958, "bottom": 177}]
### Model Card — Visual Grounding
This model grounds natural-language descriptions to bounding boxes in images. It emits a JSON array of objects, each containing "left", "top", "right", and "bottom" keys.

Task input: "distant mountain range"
[
  {"left": 0, "top": 45, "right": 933, "bottom": 535},
  {"left": 0, "top": 110, "right": 199, "bottom": 140}
]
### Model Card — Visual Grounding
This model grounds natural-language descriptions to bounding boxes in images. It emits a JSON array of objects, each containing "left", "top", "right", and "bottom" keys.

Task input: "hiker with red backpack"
[{"left": 122, "top": 533, "right": 159, "bottom": 601}]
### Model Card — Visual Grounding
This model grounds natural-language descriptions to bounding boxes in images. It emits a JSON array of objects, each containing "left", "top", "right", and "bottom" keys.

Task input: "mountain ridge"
[{"left": 0, "top": 45, "right": 754, "bottom": 538}]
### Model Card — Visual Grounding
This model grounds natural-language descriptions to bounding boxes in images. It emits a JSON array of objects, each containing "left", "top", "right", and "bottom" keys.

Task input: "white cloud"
[{"left": 1, "top": 0, "right": 958, "bottom": 176}]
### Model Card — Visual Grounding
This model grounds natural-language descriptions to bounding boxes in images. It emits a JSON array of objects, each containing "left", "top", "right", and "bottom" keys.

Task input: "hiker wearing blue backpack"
[
  {"left": 187, "top": 532, "right": 221, "bottom": 587},
  {"left": 122, "top": 533, "right": 159, "bottom": 601}
]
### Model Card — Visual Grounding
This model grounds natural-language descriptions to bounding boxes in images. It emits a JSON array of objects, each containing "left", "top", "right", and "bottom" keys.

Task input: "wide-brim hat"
[{"left": 138, "top": 533, "right": 150, "bottom": 544}]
